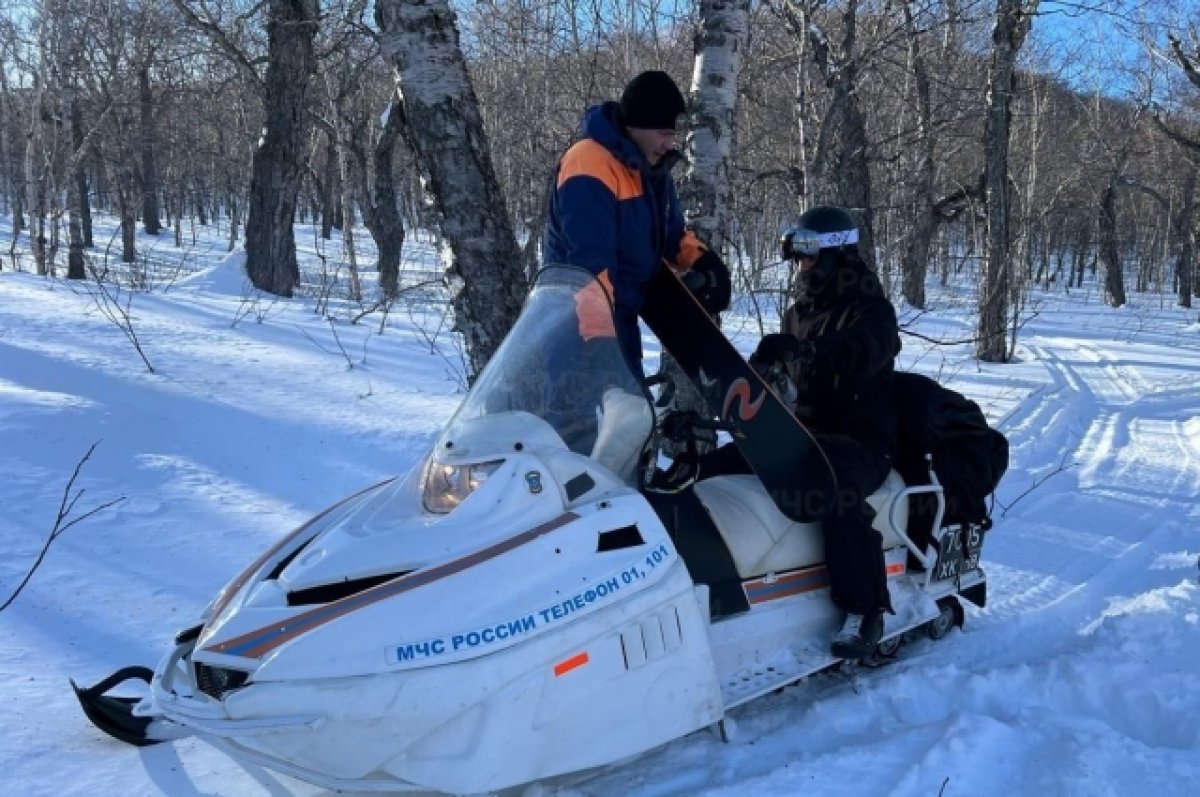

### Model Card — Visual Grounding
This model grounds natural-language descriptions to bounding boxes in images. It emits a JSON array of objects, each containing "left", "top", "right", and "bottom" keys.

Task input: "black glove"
[
  {"left": 683, "top": 250, "right": 731, "bottom": 315},
  {"left": 658, "top": 409, "right": 717, "bottom": 446},
  {"left": 750, "top": 333, "right": 816, "bottom": 367},
  {"left": 659, "top": 409, "right": 700, "bottom": 442}
]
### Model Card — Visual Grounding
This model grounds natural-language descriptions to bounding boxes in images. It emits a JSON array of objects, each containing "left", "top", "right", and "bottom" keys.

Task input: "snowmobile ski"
[{"left": 71, "top": 666, "right": 172, "bottom": 747}]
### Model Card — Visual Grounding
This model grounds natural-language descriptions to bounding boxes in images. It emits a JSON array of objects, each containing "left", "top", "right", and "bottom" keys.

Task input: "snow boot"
[{"left": 830, "top": 611, "right": 883, "bottom": 659}]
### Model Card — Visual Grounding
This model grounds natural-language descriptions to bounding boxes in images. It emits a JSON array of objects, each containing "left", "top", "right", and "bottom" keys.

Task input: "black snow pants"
[{"left": 697, "top": 434, "right": 893, "bottom": 615}]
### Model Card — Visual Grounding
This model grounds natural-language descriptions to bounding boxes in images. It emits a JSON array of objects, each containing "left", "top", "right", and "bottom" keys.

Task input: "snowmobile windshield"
[{"left": 431, "top": 266, "right": 653, "bottom": 488}]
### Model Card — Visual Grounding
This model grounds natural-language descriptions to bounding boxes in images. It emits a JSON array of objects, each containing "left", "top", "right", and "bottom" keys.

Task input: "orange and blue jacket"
[{"left": 544, "top": 102, "right": 705, "bottom": 369}]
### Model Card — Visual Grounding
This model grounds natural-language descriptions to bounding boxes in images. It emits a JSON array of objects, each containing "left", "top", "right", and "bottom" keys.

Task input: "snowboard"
[{"left": 640, "top": 266, "right": 837, "bottom": 522}]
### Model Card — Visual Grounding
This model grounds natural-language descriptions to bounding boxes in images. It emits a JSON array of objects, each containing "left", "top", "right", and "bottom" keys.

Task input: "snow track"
[{"left": 570, "top": 313, "right": 1200, "bottom": 797}]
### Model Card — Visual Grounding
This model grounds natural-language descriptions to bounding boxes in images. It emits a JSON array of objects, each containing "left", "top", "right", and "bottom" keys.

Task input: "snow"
[{"left": 2, "top": 220, "right": 1199, "bottom": 797}]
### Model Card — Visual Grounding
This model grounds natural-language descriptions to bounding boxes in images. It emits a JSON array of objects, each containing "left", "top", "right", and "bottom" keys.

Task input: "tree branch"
[
  {"left": 1151, "top": 112, "right": 1200, "bottom": 154},
  {"left": 1169, "top": 33, "right": 1200, "bottom": 91},
  {"left": 1, "top": 443, "right": 125, "bottom": 613},
  {"left": 168, "top": 0, "right": 266, "bottom": 92}
]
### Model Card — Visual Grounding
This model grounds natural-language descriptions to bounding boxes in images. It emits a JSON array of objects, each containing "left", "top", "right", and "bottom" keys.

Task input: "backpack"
[{"left": 893, "top": 372, "right": 1009, "bottom": 545}]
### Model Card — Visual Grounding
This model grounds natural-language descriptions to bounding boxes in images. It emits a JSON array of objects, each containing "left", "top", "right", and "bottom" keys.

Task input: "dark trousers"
[{"left": 698, "top": 435, "right": 893, "bottom": 615}]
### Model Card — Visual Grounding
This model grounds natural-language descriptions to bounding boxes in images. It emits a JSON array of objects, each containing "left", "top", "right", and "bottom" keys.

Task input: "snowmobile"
[{"left": 74, "top": 266, "right": 988, "bottom": 795}]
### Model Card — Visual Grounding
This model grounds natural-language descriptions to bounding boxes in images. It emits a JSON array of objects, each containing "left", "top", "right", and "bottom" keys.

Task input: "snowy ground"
[{"left": 1, "top": 221, "right": 1198, "bottom": 797}]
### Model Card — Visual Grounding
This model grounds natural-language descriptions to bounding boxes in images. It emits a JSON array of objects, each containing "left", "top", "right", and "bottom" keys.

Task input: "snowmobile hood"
[
  {"left": 189, "top": 466, "right": 665, "bottom": 681},
  {"left": 189, "top": 267, "right": 658, "bottom": 681}
]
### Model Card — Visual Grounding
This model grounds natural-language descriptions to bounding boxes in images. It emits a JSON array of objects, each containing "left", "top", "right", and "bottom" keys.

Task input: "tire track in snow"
[
  {"left": 964, "top": 335, "right": 1194, "bottom": 643},
  {"left": 577, "top": 329, "right": 1200, "bottom": 797},
  {"left": 995, "top": 341, "right": 1096, "bottom": 484}
]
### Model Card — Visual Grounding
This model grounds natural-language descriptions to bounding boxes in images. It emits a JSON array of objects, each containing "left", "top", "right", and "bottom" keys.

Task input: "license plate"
[{"left": 932, "top": 524, "right": 985, "bottom": 581}]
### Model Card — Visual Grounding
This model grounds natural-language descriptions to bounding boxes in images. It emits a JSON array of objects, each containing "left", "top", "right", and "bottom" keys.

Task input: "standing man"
[{"left": 544, "top": 70, "right": 730, "bottom": 377}]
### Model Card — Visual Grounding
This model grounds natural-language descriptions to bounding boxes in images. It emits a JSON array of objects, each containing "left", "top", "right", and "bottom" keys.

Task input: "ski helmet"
[
  {"left": 780, "top": 206, "right": 859, "bottom": 260},
  {"left": 780, "top": 206, "right": 859, "bottom": 293}
]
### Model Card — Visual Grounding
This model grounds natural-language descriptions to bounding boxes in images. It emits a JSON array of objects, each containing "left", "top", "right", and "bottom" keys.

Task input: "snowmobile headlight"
[{"left": 422, "top": 459, "right": 503, "bottom": 513}]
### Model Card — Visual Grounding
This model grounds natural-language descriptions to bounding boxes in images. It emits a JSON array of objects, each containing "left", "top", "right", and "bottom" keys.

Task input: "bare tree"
[
  {"left": 785, "top": 0, "right": 877, "bottom": 260},
  {"left": 354, "top": 92, "right": 407, "bottom": 299},
  {"left": 0, "top": 45, "right": 22, "bottom": 253},
  {"left": 977, "top": 0, "right": 1039, "bottom": 363},
  {"left": 375, "top": 0, "right": 526, "bottom": 375},
  {"left": 242, "top": 0, "right": 319, "bottom": 296},
  {"left": 896, "top": 0, "right": 936, "bottom": 309},
  {"left": 24, "top": 9, "right": 51, "bottom": 275},
  {"left": 1176, "top": 170, "right": 1197, "bottom": 307},
  {"left": 138, "top": 63, "right": 161, "bottom": 235},
  {"left": 1156, "top": 30, "right": 1200, "bottom": 306}
]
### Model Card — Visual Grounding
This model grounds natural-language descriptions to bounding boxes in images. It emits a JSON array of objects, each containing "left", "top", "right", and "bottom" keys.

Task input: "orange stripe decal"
[
  {"left": 743, "top": 566, "right": 830, "bottom": 604},
  {"left": 553, "top": 652, "right": 589, "bottom": 677},
  {"left": 886, "top": 563, "right": 906, "bottom": 576}
]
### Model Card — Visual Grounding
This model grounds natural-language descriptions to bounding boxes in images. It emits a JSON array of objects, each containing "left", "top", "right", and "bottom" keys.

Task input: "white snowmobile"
[{"left": 75, "top": 266, "right": 988, "bottom": 795}]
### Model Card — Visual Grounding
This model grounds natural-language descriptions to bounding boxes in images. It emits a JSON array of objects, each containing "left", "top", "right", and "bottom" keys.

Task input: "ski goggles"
[{"left": 780, "top": 227, "right": 859, "bottom": 259}]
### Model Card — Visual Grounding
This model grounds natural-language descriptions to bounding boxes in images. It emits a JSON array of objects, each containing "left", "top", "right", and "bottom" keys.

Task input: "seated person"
[{"left": 651, "top": 205, "right": 902, "bottom": 660}]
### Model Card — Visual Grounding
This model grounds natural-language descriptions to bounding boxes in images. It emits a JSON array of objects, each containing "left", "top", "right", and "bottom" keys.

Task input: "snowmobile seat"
[{"left": 693, "top": 471, "right": 910, "bottom": 579}]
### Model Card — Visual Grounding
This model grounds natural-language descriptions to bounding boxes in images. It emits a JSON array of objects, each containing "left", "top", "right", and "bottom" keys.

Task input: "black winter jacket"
[{"left": 781, "top": 256, "right": 901, "bottom": 456}]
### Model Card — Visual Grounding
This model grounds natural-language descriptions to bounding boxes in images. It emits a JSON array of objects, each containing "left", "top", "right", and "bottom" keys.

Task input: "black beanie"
[{"left": 619, "top": 70, "right": 686, "bottom": 130}]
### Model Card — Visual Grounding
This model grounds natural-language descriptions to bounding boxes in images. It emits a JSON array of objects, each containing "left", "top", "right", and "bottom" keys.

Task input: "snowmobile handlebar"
[
  {"left": 657, "top": 410, "right": 732, "bottom": 447},
  {"left": 688, "top": 417, "right": 736, "bottom": 432}
]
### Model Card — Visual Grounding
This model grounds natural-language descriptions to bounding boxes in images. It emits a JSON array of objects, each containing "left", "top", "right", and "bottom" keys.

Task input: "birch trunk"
[
  {"left": 375, "top": 0, "right": 525, "bottom": 375},
  {"left": 682, "top": 0, "right": 749, "bottom": 253},
  {"left": 976, "top": 0, "right": 1038, "bottom": 362},
  {"left": 660, "top": 0, "right": 750, "bottom": 445}
]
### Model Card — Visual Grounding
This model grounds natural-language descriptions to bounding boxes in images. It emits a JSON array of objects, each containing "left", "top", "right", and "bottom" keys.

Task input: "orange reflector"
[
  {"left": 886, "top": 563, "right": 906, "bottom": 576},
  {"left": 553, "top": 652, "right": 589, "bottom": 677}
]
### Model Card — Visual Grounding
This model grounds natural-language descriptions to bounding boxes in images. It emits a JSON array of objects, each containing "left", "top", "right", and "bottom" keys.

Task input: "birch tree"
[
  {"left": 375, "top": 0, "right": 526, "bottom": 375},
  {"left": 977, "top": 0, "right": 1039, "bottom": 363},
  {"left": 682, "top": 0, "right": 750, "bottom": 257},
  {"left": 659, "top": 0, "right": 750, "bottom": 442}
]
